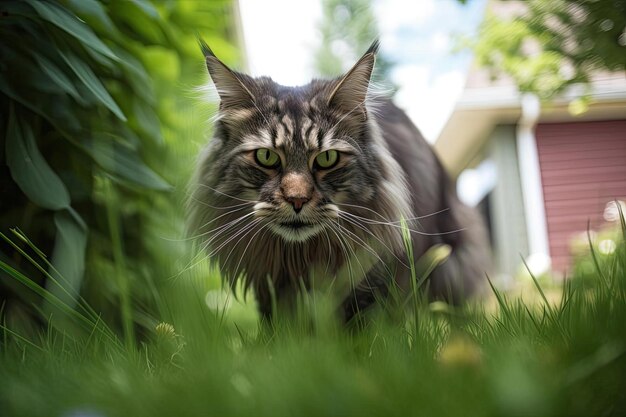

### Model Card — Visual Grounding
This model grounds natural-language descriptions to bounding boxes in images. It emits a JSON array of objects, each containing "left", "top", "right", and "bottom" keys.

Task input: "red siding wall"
[{"left": 536, "top": 120, "right": 626, "bottom": 273}]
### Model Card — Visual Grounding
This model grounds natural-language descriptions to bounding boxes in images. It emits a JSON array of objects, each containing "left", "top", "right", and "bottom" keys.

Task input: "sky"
[{"left": 239, "top": 0, "right": 487, "bottom": 143}]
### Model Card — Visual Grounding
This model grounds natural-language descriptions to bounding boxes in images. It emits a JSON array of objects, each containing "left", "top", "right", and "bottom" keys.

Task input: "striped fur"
[{"left": 189, "top": 41, "right": 489, "bottom": 320}]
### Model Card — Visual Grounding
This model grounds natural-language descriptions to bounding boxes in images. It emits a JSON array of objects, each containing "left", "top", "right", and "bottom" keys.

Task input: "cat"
[{"left": 188, "top": 39, "right": 490, "bottom": 322}]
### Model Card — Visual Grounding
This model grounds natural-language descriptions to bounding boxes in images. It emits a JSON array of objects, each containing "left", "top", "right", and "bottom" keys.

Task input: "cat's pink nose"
[{"left": 286, "top": 197, "right": 309, "bottom": 213}]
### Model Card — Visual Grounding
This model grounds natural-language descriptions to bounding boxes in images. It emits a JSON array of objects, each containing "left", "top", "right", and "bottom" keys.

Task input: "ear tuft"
[
  {"left": 365, "top": 39, "right": 380, "bottom": 55},
  {"left": 198, "top": 37, "right": 215, "bottom": 59},
  {"left": 199, "top": 38, "right": 254, "bottom": 110}
]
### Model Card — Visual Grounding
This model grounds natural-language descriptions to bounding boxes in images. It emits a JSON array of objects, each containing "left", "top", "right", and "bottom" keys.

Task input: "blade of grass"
[
  {"left": 103, "top": 178, "right": 135, "bottom": 351},
  {"left": 400, "top": 217, "right": 419, "bottom": 339},
  {"left": 616, "top": 199, "right": 626, "bottom": 242},
  {"left": 523, "top": 305, "right": 543, "bottom": 334},
  {"left": 486, "top": 274, "right": 513, "bottom": 322},
  {"left": 520, "top": 256, "right": 571, "bottom": 341},
  {"left": 519, "top": 255, "right": 551, "bottom": 307},
  {"left": 0, "top": 323, "right": 44, "bottom": 352},
  {"left": 586, "top": 222, "right": 608, "bottom": 284},
  {"left": 2, "top": 230, "right": 108, "bottom": 331},
  {"left": 0, "top": 259, "right": 120, "bottom": 347}
]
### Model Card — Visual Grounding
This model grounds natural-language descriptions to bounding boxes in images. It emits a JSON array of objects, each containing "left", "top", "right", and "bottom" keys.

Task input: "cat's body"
[{"left": 189, "top": 41, "right": 489, "bottom": 321}]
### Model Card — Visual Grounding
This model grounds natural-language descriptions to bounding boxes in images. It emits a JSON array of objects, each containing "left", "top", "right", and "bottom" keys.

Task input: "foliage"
[
  {"left": 0, "top": 0, "right": 239, "bottom": 336},
  {"left": 1, "top": 213, "right": 626, "bottom": 416},
  {"left": 469, "top": 0, "right": 626, "bottom": 101}
]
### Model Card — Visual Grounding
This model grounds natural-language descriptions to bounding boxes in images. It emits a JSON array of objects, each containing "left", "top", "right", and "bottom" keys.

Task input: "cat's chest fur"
[{"left": 217, "top": 224, "right": 383, "bottom": 299}]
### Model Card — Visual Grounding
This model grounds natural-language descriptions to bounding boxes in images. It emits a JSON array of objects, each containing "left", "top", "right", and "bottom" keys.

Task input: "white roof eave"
[{"left": 436, "top": 80, "right": 626, "bottom": 176}]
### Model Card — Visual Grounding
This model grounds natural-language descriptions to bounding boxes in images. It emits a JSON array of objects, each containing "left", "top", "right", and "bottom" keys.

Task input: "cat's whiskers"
[
  {"left": 201, "top": 220, "right": 262, "bottom": 274},
  {"left": 189, "top": 196, "right": 256, "bottom": 211},
  {"left": 334, "top": 201, "right": 396, "bottom": 222},
  {"left": 196, "top": 183, "right": 259, "bottom": 204},
  {"left": 207, "top": 218, "right": 263, "bottom": 258},
  {"left": 332, "top": 221, "right": 397, "bottom": 294},
  {"left": 332, "top": 220, "right": 390, "bottom": 275},
  {"left": 182, "top": 209, "right": 256, "bottom": 242},
  {"left": 324, "top": 223, "right": 355, "bottom": 284},
  {"left": 189, "top": 213, "right": 257, "bottom": 257},
  {"left": 171, "top": 212, "right": 259, "bottom": 279},
  {"left": 337, "top": 212, "right": 409, "bottom": 268},
  {"left": 221, "top": 219, "right": 269, "bottom": 281},
  {"left": 231, "top": 222, "right": 273, "bottom": 286},
  {"left": 337, "top": 202, "right": 450, "bottom": 223},
  {"left": 308, "top": 215, "right": 338, "bottom": 275},
  {"left": 340, "top": 210, "right": 465, "bottom": 237},
  {"left": 320, "top": 227, "right": 334, "bottom": 275},
  {"left": 161, "top": 203, "right": 254, "bottom": 242},
  {"left": 326, "top": 221, "right": 367, "bottom": 288},
  {"left": 333, "top": 219, "right": 396, "bottom": 294}
]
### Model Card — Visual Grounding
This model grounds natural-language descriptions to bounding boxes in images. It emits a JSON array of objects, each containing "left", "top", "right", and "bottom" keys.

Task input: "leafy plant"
[{"left": 0, "top": 0, "right": 240, "bottom": 337}]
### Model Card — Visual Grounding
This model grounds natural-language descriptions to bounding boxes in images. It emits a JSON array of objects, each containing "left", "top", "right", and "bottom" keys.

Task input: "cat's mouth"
[
  {"left": 270, "top": 219, "right": 323, "bottom": 242},
  {"left": 278, "top": 220, "right": 314, "bottom": 230}
]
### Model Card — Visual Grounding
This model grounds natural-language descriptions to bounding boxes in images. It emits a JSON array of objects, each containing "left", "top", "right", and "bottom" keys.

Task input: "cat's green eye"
[
  {"left": 315, "top": 150, "right": 339, "bottom": 169},
  {"left": 255, "top": 148, "right": 280, "bottom": 168}
]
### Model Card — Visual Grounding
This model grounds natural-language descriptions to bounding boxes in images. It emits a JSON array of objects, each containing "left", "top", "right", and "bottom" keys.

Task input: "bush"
[{"left": 0, "top": 0, "right": 240, "bottom": 338}]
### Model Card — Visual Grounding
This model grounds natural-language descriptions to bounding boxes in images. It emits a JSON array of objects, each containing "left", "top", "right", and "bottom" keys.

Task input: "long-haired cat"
[{"left": 189, "top": 40, "right": 490, "bottom": 321}]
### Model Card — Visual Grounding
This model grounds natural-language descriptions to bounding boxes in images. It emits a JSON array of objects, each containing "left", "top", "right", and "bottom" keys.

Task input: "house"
[{"left": 435, "top": 67, "right": 626, "bottom": 281}]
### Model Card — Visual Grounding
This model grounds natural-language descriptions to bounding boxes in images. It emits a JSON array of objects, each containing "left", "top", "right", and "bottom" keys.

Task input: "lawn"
[{"left": 1, "top": 219, "right": 625, "bottom": 417}]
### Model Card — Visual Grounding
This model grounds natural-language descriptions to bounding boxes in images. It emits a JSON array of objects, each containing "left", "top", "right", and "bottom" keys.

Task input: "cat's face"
[
  {"left": 220, "top": 89, "right": 379, "bottom": 242},
  {"left": 201, "top": 41, "right": 382, "bottom": 243}
]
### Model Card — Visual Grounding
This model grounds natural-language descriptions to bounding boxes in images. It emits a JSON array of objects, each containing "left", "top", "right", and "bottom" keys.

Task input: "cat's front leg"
[
  {"left": 340, "top": 261, "right": 396, "bottom": 323},
  {"left": 254, "top": 276, "right": 307, "bottom": 321}
]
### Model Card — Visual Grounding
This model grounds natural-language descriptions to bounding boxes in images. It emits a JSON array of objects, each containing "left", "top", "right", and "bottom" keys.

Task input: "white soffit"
[{"left": 436, "top": 78, "right": 626, "bottom": 176}]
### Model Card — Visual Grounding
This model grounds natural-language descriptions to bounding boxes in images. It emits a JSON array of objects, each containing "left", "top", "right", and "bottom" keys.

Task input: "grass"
[{"left": 1, "top": 221, "right": 626, "bottom": 417}]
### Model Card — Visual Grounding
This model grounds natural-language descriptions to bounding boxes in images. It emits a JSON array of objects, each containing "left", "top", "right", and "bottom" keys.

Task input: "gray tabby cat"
[{"left": 189, "top": 40, "right": 490, "bottom": 321}]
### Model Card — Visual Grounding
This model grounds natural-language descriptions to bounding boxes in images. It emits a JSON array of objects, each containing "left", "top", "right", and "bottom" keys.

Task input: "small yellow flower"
[
  {"left": 438, "top": 334, "right": 482, "bottom": 368},
  {"left": 155, "top": 322, "right": 177, "bottom": 339}
]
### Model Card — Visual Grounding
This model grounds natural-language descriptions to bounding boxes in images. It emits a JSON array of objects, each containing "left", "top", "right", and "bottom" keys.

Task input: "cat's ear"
[
  {"left": 327, "top": 40, "right": 379, "bottom": 116},
  {"left": 200, "top": 39, "right": 255, "bottom": 109}
]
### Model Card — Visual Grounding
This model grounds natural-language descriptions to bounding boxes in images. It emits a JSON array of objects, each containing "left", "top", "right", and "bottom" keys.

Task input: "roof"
[{"left": 435, "top": 72, "right": 626, "bottom": 177}]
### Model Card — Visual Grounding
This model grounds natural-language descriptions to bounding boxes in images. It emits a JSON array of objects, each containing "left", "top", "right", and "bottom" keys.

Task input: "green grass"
[{"left": 1, "top": 224, "right": 626, "bottom": 417}]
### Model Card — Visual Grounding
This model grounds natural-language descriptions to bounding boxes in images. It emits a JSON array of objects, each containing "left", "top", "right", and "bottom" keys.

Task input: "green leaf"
[
  {"left": 83, "top": 137, "right": 171, "bottom": 191},
  {"left": 108, "top": 1, "right": 164, "bottom": 44},
  {"left": 66, "top": 0, "right": 118, "bottom": 35},
  {"left": 26, "top": 0, "right": 119, "bottom": 62},
  {"left": 112, "top": 46, "right": 155, "bottom": 105},
  {"left": 5, "top": 104, "right": 71, "bottom": 210},
  {"left": 59, "top": 50, "right": 127, "bottom": 121},
  {"left": 129, "top": 0, "right": 160, "bottom": 19},
  {"left": 33, "top": 53, "right": 80, "bottom": 99},
  {"left": 0, "top": 74, "right": 82, "bottom": 134},
  {"left": 93, "top": 131, "right": 139, "bottom": 151},
  {"left": 46, "top": 209, "right": 88, "bottom": 309},
  {"left": 132, "top": 98, "right": 163, "bottom": 145}
]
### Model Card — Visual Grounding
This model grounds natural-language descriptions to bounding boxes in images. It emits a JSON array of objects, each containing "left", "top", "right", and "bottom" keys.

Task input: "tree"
[
  {"left": 469, "top": 0, "right": 626, "bottom": 105},
  {"left": 315, "top": 0, "right": 396, "bottom": 92}
]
